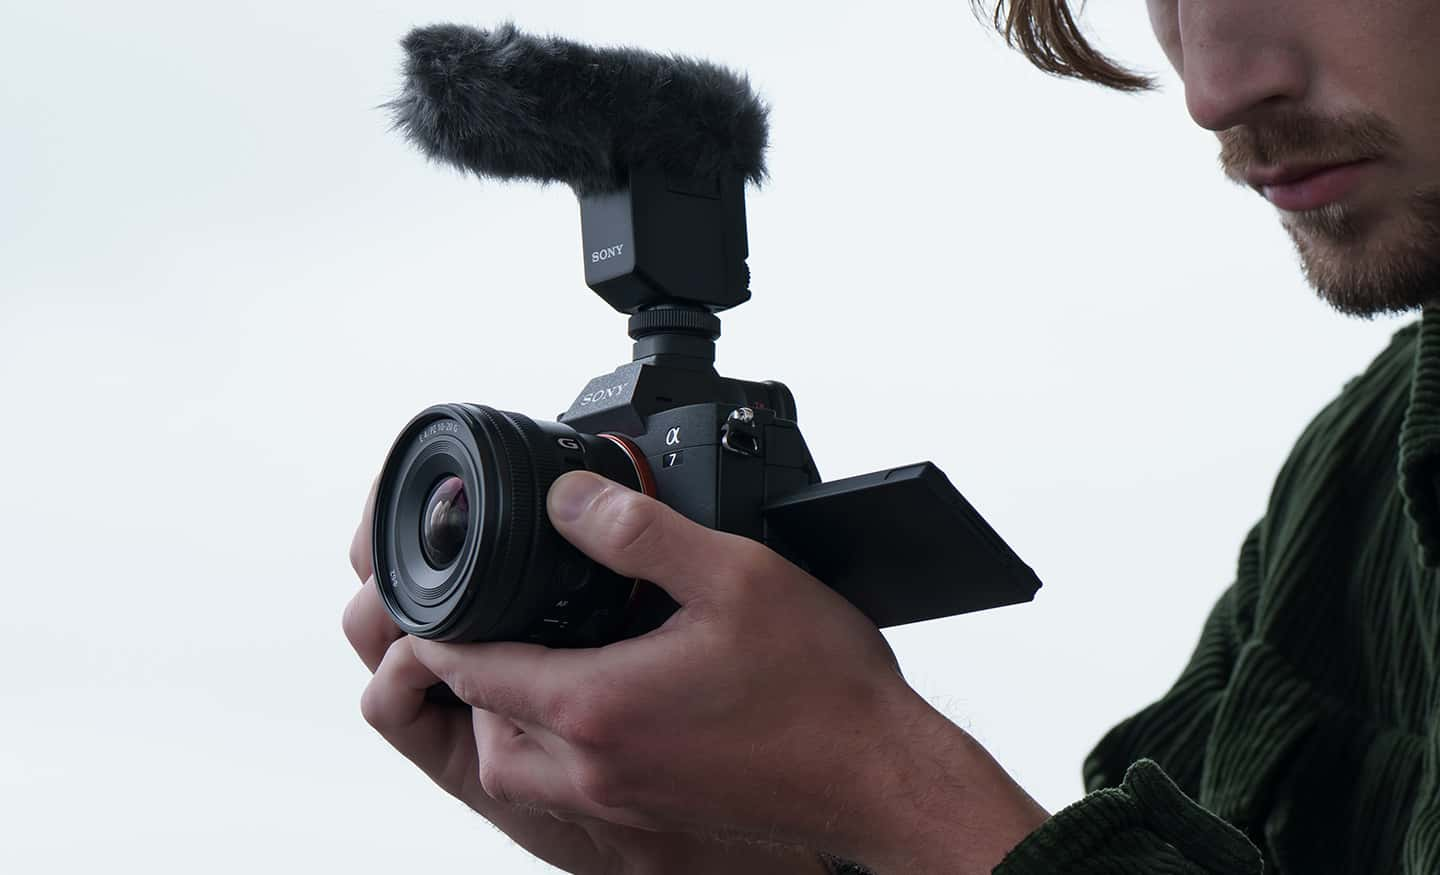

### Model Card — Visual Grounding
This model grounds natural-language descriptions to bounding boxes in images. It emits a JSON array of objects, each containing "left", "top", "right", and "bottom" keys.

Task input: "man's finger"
[
  {"left": 546, "top": 470, "right": 754, "bottom": 606},
  {"left": 409, "top": 638, "right": 609, "bottom": 733},
  {"left": 349, "top": 474, "right": 380, "bottom": 582},
  {"left": 469, "top": 715, "right": 598, "bottom": 817},
  {"left": 361, "top": 637, "right": 478, "bottom": 798},
  {"left": 471, "top": 710, "right": 654, "bottom": 829},
  {"left": 343, "top": 577, "right": 403, "bottom": 672}
]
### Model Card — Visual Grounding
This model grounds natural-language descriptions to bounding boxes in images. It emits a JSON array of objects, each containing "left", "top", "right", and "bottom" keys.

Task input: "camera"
[{"left": 370, "top": 23, "right": 1042, "bottom": 646}]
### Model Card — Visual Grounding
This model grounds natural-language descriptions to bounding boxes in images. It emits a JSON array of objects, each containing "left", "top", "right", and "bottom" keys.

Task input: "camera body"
[
  {"left": 555, "top": 352, "right": 1045, "bottom": 637},
  {"left": 562, "top": 369, "right": 813, "bottom": 553}
]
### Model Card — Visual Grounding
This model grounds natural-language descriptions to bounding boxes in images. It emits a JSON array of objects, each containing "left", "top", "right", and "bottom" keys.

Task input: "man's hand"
[
  {"left": 349, "top": 471, "right": 1050, "bottom": 874},
  {"left": 345, "top": 476, "right": 828, "bottom": 875}
]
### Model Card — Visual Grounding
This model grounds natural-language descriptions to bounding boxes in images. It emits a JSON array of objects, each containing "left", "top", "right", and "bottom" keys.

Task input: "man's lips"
[{"left": 1244, "top": 160, "right": 1377, "bottom": 212}]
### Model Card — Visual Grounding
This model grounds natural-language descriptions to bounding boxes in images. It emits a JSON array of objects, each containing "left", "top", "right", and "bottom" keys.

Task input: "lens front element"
[{"left": 420, "top": 475, "right": 468, "bottom": 569}]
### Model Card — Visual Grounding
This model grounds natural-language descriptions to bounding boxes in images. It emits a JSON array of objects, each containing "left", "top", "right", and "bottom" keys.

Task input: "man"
[{"left": 345, "top": 0, "right": 1440, "bottom": 871}]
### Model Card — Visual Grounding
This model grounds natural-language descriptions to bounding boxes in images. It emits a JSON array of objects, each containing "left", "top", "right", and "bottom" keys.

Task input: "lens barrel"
[{"left": 371, "top": 404, "right": 651, "bottom": 645}]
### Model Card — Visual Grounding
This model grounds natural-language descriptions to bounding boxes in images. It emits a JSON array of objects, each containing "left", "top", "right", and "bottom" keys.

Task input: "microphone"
[{"left": 386, "top": 22, "right": 770, "bottom": 196}]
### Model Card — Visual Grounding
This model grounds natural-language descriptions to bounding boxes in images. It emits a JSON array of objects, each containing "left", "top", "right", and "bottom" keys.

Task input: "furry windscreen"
[{"left": 387, "top": 22, "right": 770, "bottom": 195}]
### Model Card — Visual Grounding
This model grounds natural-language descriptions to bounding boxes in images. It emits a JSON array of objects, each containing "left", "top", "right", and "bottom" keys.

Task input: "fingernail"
[{"left": 548, "top": 471, "right": 607, "bottom": 523}]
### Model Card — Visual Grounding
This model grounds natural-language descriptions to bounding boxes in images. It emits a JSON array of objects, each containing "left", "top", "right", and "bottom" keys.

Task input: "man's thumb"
[{"left": 546, "top": 470, "right": 715, "bottom": 604}]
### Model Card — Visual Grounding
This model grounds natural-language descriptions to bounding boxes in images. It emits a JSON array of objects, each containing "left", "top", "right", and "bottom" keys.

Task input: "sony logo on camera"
[
  {"left": 590, "top": 243, "right": 626, "bottom": 263},
  {"left": 578, "top": 383, "right": 627, "bottom": 406}
]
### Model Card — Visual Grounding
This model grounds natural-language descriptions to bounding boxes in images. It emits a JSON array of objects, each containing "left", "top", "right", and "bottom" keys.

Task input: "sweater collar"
[{"left": 1398, "top": 304, "right": 1440, "bottom": 568}]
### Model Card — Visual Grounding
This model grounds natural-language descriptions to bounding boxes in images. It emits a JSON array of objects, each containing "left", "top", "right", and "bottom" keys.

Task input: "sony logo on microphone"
[{"left": 590, "top": 243, "right": 626, "bottom": 263}]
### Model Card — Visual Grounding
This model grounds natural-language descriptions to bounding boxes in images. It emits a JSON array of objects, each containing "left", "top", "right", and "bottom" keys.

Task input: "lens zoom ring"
[
  {"left": 507, "top": 411, "right": 563, "bottom": 493},
  {"left": 471, "top": 405, "right": 535, "bottom": 598}
]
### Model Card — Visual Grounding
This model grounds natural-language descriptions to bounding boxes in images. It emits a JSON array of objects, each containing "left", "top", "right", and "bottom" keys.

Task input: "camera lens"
[
  {"left": 420, "top": 476, "right": 468, "bottom": 569},
  {"left": 372, "top": 404, "right": 663, "bottom": 646}
]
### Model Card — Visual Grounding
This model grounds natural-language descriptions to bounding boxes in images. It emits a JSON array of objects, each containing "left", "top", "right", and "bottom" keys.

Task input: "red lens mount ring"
[
  {"left": 596, "top": 432, "right": 659, "bottom": 622},
  {"left": 597, "top": 433, "right": 656, "bottom": 498}
]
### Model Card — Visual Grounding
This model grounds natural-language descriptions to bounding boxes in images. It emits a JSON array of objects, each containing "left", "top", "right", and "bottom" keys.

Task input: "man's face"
[{"left": 1147, "top": 0, "right": 1440, "bottom": 317}]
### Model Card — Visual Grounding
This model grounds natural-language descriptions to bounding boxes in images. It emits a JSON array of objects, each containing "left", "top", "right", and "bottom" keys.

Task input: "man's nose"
[{"left": 1177, "top": 0, "right": 1311, "bottom": 131}]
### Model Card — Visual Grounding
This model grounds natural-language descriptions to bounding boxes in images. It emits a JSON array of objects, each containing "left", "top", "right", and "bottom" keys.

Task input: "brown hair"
[{"left": 975, "top": 0, "right": 1154, "bottom": 92}]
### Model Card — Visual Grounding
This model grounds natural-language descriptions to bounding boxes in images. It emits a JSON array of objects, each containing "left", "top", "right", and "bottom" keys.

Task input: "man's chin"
[{"left": 1285, "top": 193, "right": 1440, "bottom": 319}]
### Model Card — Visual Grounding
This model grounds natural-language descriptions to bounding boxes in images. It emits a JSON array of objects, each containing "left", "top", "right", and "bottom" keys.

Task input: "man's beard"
[
  {"left": 1217, "top": 111, "right": 1440, "bottom": 319},
  {"left": 1282, "top": 187, "right": 1440, "bottom": 319}
]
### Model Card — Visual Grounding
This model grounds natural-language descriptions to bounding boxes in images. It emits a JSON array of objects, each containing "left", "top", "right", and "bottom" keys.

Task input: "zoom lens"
[
  {"left": 371, "top": 404, "right": 655, "bottom": 646},
  {"left": 420, "top": 476, "right": 468, "bottom": 569}
]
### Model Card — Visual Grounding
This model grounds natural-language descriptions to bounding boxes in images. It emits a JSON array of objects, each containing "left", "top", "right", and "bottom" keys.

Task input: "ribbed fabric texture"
[
  {"left": 991, "top": 306, "right": 1440, "bottom": 873},
  {"left": 997, "top": 760, "right": 1261, "bottom": 874}
]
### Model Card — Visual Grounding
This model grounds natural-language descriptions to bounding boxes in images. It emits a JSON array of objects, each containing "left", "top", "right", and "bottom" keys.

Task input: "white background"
[{"left": 0, "top": 1, "right": 1411, "bottom": 872}]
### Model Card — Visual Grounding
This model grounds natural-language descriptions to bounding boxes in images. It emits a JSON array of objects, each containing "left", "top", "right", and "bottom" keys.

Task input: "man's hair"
[{"left": 976, "top": 0, "right": 1154, "bottom": 92}]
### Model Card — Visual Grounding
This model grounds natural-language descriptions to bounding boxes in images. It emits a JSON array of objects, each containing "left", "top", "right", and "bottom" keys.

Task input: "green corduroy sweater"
[{"left": 832, "top": 306, "right": 1440, "bottom": 874}]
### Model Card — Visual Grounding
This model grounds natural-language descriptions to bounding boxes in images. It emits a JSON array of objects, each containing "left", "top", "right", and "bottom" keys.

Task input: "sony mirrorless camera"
[{"left": 369, "top": 22, "right": 1042, "bottom": 646}]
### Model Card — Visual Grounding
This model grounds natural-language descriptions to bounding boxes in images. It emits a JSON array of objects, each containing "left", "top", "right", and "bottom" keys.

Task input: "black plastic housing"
[
  {"left": 765, "top": 464, "right": 1039, "bottom": 626},
  {"left": 579, "top": 168, "right": 751, "bottom": 315}
]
